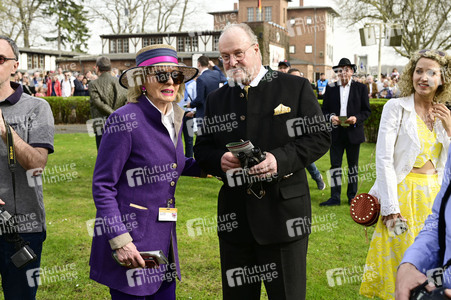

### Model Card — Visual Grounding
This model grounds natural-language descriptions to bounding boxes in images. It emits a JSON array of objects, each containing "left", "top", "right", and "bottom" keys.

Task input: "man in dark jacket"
[
  {"left": 88, "top": 56, "right": 127, "bottom": 149},
  {"left": 194, "top": 23, "right": 330, "bottom": 299},
  {"left": 187, "top": 56, "right": 226, "bottom": 119},
  {"left": 321, "top": 58, "right": 371, "bottom": 206}
]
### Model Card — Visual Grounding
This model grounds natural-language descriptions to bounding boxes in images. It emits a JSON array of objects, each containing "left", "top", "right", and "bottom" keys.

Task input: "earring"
[{"left": 141, "top": 86, "right": 147, "bottom": 95}]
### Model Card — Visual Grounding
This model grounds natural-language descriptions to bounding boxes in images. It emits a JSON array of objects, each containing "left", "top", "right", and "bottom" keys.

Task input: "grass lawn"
[{"left": 2, "top": 133, "right": 379, "bottom": 299}]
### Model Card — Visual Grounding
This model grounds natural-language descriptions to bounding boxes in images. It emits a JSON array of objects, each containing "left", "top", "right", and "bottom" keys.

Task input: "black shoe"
[
  {"left": 320, "top": 198, "right": 340, "bottom": 206},
  {"left": 315, "top": 174, "right": 326, "bottom": 190}
]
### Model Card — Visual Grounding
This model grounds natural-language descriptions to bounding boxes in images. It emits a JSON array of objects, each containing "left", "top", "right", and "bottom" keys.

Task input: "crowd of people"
[
  {"left": 1, "top": 24, "right": 451, "bottom": 300},
  {"left": 11, "top": 67, "right": 122, "bottom": 98}
]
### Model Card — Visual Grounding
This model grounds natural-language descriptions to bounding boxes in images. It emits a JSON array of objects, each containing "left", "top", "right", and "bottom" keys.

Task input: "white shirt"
[
  {"left": 146, "top": 96, "right": 176, "bottom": 145},
  {"left": 339, "top": 79, "right": 352, "bottom": 116},
  {"left": 61, "top": 79, "right": 72, "bottom": 97},
  {"left": 238, "top": 66, "right": 268, "bottom": 89}
]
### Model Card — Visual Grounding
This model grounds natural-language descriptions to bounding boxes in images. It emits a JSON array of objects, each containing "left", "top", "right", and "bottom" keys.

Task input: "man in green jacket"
[{"left": 88, "top": 56, "right": 127, "bottom": 149}]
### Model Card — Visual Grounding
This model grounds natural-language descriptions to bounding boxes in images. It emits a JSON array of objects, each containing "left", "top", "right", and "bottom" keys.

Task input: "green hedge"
[
  {"left": 318, "top": 98, "right": 388, "bottom": 143},
  {"left": 42, "top": 97, "right": 90, "bottom": 124},
  {"left": 44, "top": 97, "right": 387, "bottom": 143}
]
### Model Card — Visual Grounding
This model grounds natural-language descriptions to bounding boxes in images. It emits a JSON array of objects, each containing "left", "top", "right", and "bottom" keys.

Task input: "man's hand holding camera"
[
  {"left": 395, "top": 263, "right": 451, "bottom": 299},
  {"left": 248, "top": 152, "right": 277, "bottom": 179}
]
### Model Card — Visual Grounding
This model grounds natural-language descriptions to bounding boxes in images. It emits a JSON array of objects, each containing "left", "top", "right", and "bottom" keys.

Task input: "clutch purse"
[{"left": 350, "top": 193, "right": 380, "bottom": 226}]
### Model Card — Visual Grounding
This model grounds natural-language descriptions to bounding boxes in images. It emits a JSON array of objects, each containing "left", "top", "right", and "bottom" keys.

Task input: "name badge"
[{"left": 158, "top": 208, "right": 178, "bottom": 221}]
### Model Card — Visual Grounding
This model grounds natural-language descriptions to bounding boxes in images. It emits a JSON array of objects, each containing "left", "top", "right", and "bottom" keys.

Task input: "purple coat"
[{"left": 89, "top": 95, "right": 200, "bottom": 296}]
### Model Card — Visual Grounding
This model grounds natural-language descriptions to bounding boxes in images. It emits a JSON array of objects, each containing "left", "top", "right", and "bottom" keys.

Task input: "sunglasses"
[
  {"left": 152, "top": 71, "right": 184, "bottom": 84},
  {"left": 418, "top": 49, "right": 446, "bottom": 57},
  {"left": 0, "top": 55, "right": 17, "bottom": 65}
]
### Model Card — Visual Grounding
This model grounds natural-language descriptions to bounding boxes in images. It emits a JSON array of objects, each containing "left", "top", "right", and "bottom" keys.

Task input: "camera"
[
  {"left": 410, "top": 280, "right": 448, "bottom": 300},
  {"left": 237, "top": 147, "right": 266, "bottom": 169},
  {"left": 0, "top": 208, "right": 37, "bottom": 269}
]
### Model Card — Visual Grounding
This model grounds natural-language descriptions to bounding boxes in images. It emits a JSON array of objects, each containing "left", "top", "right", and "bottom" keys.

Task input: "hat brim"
[{"left": 119, "top": 64, "right": 198, "bottom": 89}]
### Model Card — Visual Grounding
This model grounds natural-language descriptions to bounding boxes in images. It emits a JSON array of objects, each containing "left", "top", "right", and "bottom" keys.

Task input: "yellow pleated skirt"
[{"left": 359, "top": 172, "right": 440, "bottom": 299}]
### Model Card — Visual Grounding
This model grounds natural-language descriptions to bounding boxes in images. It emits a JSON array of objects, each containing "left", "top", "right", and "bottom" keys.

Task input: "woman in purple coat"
[{"left": 89, "top": 44, "right": 200, "bottom": 299}]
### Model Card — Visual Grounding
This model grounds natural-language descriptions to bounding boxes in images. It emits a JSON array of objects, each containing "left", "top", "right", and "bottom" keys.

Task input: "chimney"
[
  {"left": 299, "top": 0, "right": 304, "bottom": 6},
  {"left": 234, "top": 2, "right": 238, "bottom": 10}
]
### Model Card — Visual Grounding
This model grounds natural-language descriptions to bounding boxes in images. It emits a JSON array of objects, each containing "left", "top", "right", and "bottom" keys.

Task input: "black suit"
[
  {"left": 190, "top": 66, "right": 226, "bottom": 118},
  {"left": 194, "top": 68, "right": 330, "bottom": 299},
  {"left": 322, "top": 80, "right": 371, "bottom": 202}
]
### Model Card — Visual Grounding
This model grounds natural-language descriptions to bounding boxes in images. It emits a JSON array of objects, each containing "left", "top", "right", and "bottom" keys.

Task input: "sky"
[{"left": 86, "top": 0, "right": 409, "bottom": 70}]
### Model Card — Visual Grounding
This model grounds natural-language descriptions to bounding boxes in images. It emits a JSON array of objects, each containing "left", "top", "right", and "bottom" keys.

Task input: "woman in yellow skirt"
[{"left": 360, "top": 49, "right": 451, "bottom": 299}]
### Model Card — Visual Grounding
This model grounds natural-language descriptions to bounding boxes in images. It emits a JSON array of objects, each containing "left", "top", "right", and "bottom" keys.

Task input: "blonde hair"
[
  {"left": 398, "top": 49, "right": 451, "bottom": 104},
  {"left": 127, "top": 68, "right": 185, "bottom": 104}
]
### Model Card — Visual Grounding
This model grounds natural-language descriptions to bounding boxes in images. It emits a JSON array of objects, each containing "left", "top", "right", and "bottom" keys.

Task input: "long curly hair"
[{"left": 398, "top": 49, "right": 451, "bottom": 104}]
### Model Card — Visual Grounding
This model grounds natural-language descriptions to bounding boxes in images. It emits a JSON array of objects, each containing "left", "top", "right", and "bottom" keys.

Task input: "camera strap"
[{"left": 2, "top": 112, "right": 17, "bottom": 216}]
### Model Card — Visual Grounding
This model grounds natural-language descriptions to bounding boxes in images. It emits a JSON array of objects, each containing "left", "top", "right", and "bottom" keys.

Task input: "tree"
[
  {"left": 338, "top": 0, "right": 451, "bottom": 57},
  {"left": 0, "top": 0, "right": 46, "bottom": 47},
  {"left": 43, "top": 0, "right": 90, "bottom": 52},
  {"left": 89, "top": 0, "right": 193, "bottom": 34}
]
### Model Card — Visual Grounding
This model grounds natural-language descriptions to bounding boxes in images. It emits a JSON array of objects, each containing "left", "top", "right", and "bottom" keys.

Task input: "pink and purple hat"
[{"left": 119, "top": 44, "right": 198, "bottom": 89}]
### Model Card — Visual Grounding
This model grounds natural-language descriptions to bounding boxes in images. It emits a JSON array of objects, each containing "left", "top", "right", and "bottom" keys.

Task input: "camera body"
[
  {"left": 237, "top": 147, "right": 266, "bottom": 169},
  {"left": 410, "top": 282, "right": 448, "bottom": 300},
  {"left": 0, "top": 208, "right": 37, "bottom": 269}
]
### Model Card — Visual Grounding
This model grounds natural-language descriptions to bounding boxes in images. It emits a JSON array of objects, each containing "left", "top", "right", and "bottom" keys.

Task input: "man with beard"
[{"left": 194, "top": 23, "right": 330, "bottom": 299}]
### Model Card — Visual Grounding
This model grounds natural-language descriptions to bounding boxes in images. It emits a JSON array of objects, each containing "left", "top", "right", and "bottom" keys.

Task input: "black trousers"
[
  {"left": 219, "top": 237, "right": 308, "bottom": 300},
  {"left": 329, "top": 133, "right": 361, "bottom": 201}
]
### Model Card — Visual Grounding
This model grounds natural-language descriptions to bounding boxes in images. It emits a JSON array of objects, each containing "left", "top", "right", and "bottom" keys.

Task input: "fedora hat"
[
  {"left": 333, "top": 58, "right": 357, "bottom": 72},
  {"left": 119, "top": 44, "right": 198, "bottom": 89}
]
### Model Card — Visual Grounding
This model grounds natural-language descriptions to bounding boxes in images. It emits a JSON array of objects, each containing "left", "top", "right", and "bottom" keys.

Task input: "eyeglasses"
[
  {"left": 418, "top": 49, "right": 446, "bottom": 57},
  {"left": 0, "top": 55, "right": 17, "bottom": 65},
  {"left": 220, "top": 44, "right": 255, "bottom": 63},
  {"left": 152, "top": 71, "right": 185, "bottom": 84},
  {"left": 334, "top": 67, "right": 353, "bottom": 74}
]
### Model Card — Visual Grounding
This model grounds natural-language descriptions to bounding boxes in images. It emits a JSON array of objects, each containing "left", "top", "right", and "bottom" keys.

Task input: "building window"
[
  {"left": 213, "top": 35, "right": 219, "bottom": 51},
  {"left": 264, "top": 7, "right": 272, "bottom": 21},
  {"left": 152, "top": 37, "right": 163, "bottom": 44},
  {"left": 185, "top": 36, "right": 191, "bottom": 52},
  {"left": 247, "top": 8, "right": 254, "bottom": 21},
  {"left": 110, "top": 39, "right": 129, "bottom": 53},
  {"left": 305, "top": 45, "right": 313, "bottom": 53},
  {"left": 192, "top": 37, "right": 198, "bottom": 52},
  {"left": 143, "top": 38, "right": 150, "bottom": 47},
  {"left": 289, "top": 45, "right": 296, "bottom": 54},
  {"left": 27, "top": 55, "right": 32, "bottom": 70},
  {"left": 256, "top": 8, "right": 262, "bottom": 21},
  {"left": 177, "top": 37, "right": 184, "bottom": 52},
  {"left": 33, "top": 54, "right": 38, "bottom": 69},
  {"left": 39, "top": 55, "right": 44, "bottom": 69},
  {"left": 306, "top": 17, "right": 312, "bottom": 25}
]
